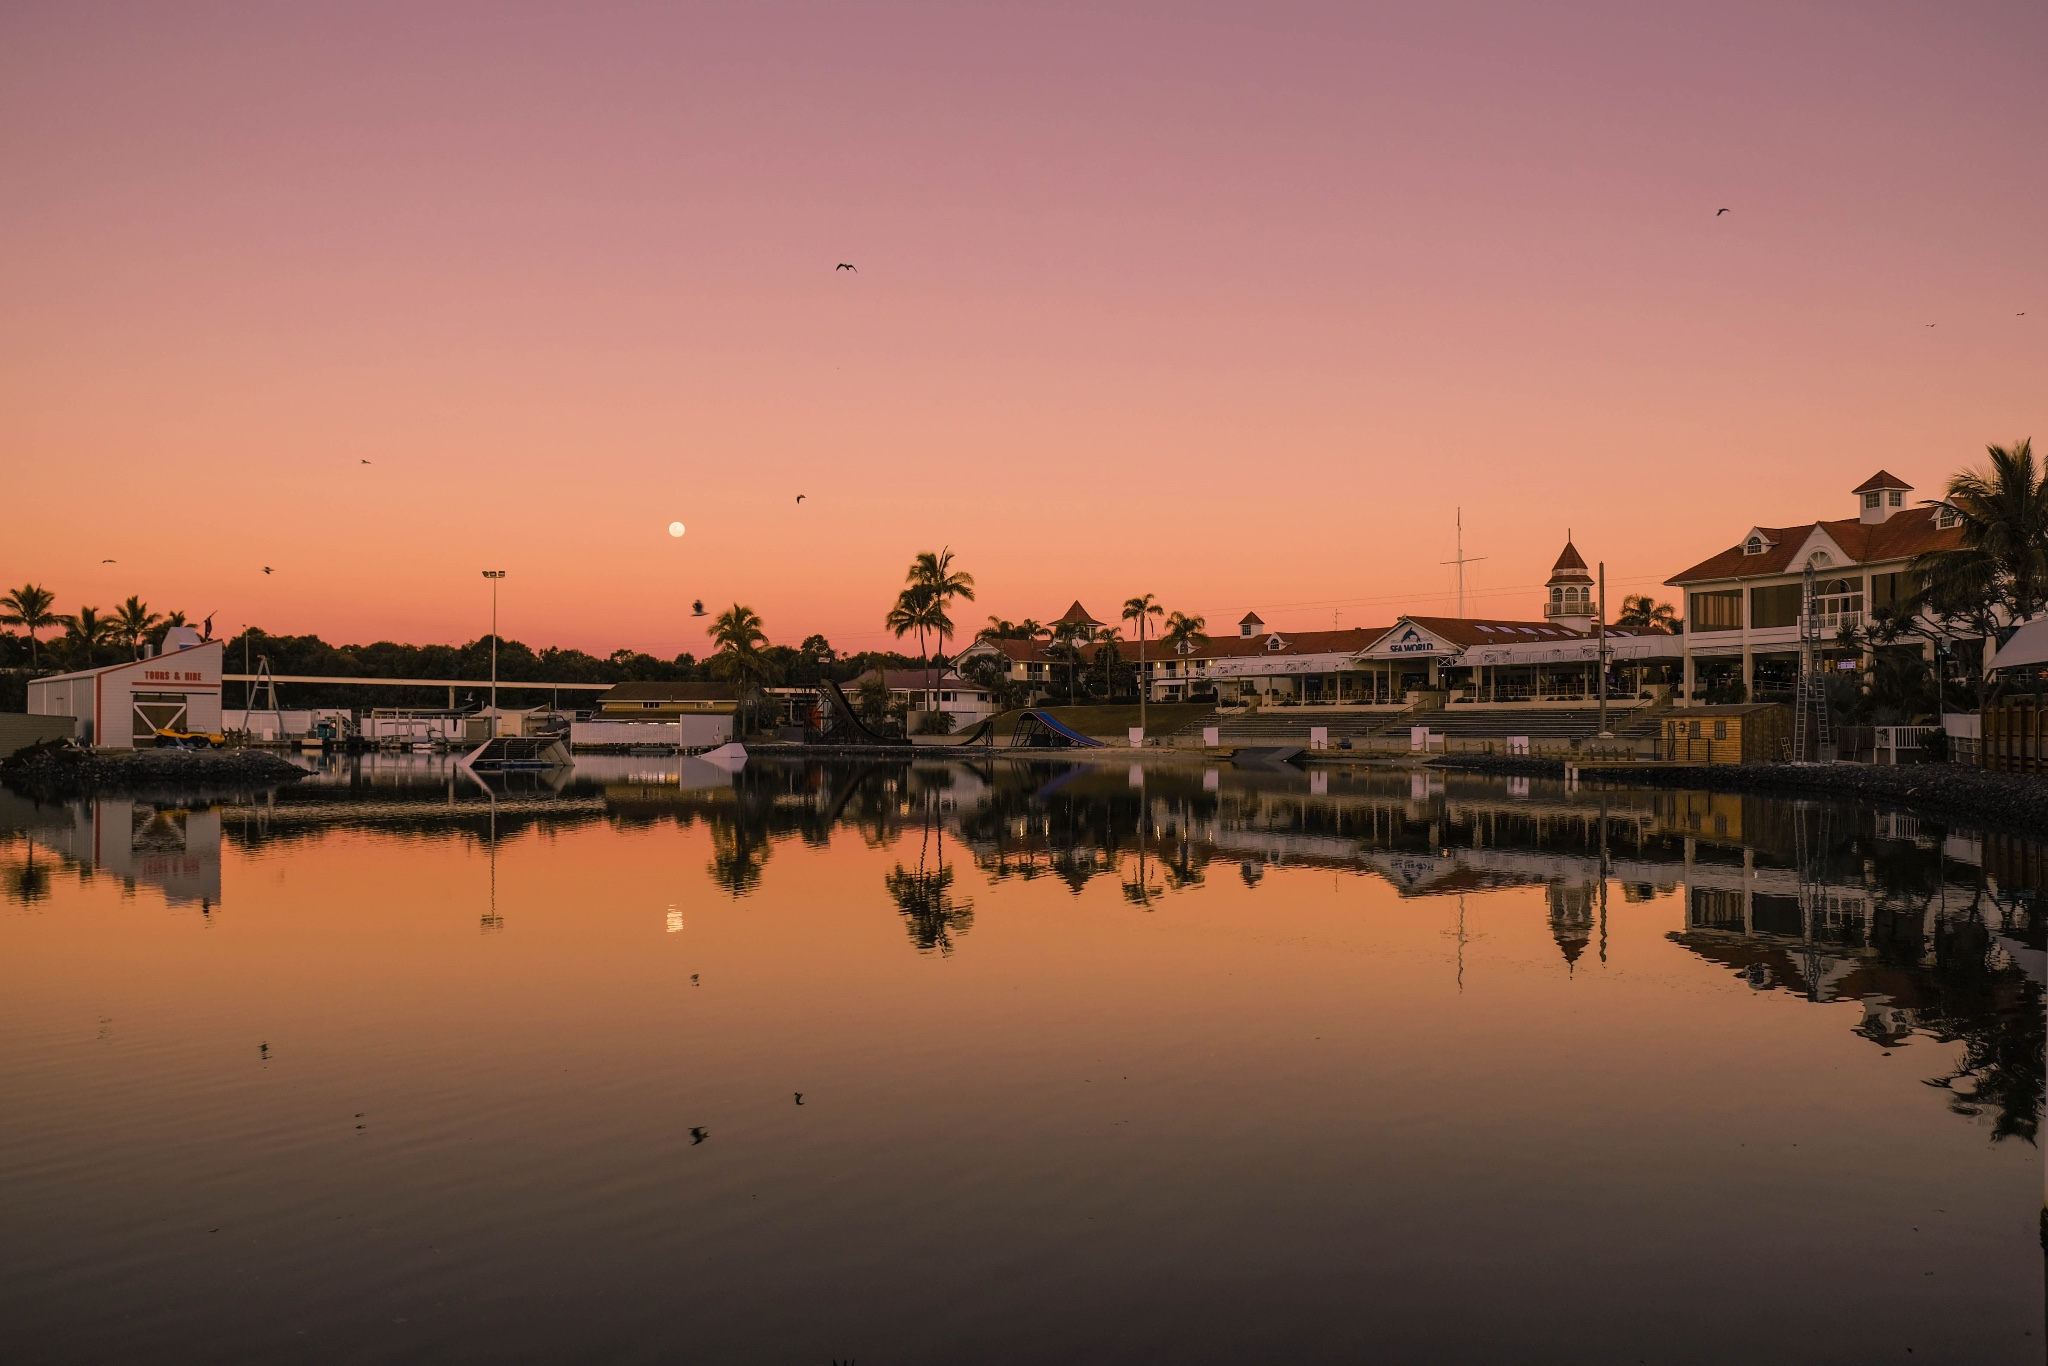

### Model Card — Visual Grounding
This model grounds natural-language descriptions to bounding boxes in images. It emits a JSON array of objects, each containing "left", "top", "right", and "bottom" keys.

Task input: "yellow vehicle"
[{"left": 154, "top": 727, "right": 227, "bottom": 750}]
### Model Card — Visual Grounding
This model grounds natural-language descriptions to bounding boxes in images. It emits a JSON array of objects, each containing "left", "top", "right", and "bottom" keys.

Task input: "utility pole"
[
  {"left": 1597, "top": 562, "right": 1611, "bottom": 738},
  {"left": 1441, "top": 508, "right": 1487, "bottom": 617},
  {"left": 482, "top": 570, "right": 506, "bottom": 734}
]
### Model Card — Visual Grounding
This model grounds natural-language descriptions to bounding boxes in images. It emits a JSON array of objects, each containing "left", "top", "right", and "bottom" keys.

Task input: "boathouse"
[{"left": 27, "top": 627, "right": 223, "bottom": 749}]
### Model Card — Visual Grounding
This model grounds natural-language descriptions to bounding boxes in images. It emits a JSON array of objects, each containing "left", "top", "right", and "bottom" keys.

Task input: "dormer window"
[
  {"left": 1863, "top": 491, "right": 1881, "bottom": 510},
  {"left": 1743, "top": 536, "right": 1765, "bottom": 555},
  {"left": 1266, "top": 636, "right": 1284, "bottom": 651},
  {"left": 1936, "top": 506, "right": 1960, "bottom": 529},
  {"left": 1888, "top": 491, "right": 1903, "bottom": 507}
]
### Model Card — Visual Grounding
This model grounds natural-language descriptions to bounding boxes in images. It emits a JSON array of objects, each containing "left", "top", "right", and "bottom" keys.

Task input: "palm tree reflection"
[
  {"left": 708, "top": 823, "right": 773, "bottom": 898},
  {"left": 884, "top": 789, "right": 974, "bottom": 954}
]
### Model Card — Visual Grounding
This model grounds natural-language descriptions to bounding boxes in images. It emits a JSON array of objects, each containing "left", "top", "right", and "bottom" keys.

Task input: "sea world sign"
[{"left": 1385, "top": 627, "right": 1437, "bottom": 655}]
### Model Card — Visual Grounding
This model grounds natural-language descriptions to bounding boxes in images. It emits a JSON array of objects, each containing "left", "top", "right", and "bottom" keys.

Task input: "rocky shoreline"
[
  {"left": 1431, "top": 754, "right": 2048, "bottom": 835},
  {"left": 0, "top": 745, "right": 313, "bottom": 802}
]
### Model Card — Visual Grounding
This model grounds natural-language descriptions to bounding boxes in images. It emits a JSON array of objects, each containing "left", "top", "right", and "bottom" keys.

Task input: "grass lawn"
[{"left": 989, "top": 702, "right": 1216, "bottom": 739}]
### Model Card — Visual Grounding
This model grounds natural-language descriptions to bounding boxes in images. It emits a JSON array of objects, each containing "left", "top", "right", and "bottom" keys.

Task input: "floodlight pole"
[{"left": 482, "top": 571, "right": 507, "bottom": 731}]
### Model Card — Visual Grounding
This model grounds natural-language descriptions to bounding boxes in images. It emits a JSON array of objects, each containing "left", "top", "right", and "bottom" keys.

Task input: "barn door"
[{"left": 133, "top": 692, "right": 188, "bottom": 742}]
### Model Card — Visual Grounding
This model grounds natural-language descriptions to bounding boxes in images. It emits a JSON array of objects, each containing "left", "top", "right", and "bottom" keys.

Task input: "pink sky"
[{"left": 3, "top": 1, "right": 2042, "bottom": 657}]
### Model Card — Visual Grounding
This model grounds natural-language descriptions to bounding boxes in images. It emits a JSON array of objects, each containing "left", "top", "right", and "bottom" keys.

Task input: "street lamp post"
[{"left": 482, "top": 571, "right": 506, "bottom": 734}]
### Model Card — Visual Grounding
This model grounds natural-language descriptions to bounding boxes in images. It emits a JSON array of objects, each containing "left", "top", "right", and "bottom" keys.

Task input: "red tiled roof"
[
  {"left": 1666, "top": 506, "right": 1962, "bottom": 585},
  {"left": 965, "top": 638, "right": 1056, "bottom": 663},
  {"left": 1851, "top": 469, "right": 1913, "bottom": 494},
  {"left": 853, "top": 668, "right": 980, "bottom": 694},
  {"left": 1400, "top": 617, "right": 1584, "bottom": 648},
  {"left": 1550, "top": 540, "right": 1589, "bottom": 575},
  {"left": 1052, "top": 600, "right": 1101, "bottom": 628}
]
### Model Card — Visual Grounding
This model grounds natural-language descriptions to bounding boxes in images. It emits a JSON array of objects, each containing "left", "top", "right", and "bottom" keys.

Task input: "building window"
[
  {"left": 1870, "top": 571, "right": 1919, "bottom": 612},
  {"left": 1713, "top": 720, "right": 1728, "bottom": 740},
  {"left": 1936, "top": 506, "right": 1960, "bottom": 529},
  {"left": 1814, "top": 578, "right": 1863, "bottom": 627},
  {"left": 1863, "top": 491, "right": 1881, "bottom": 509},
  {"left": 1750, "top": 583, "right": 1802, "bottom": 629},
  {"left": 1690, "top": 590, "right": 1742, "bottom": 631},
  {"left": 1743, "top": 536, "right": 1765, "bottom": 555},
  {"left": 1689, "top": 720, "right": 1701, "bottom": 738},
  {"left": 1888, "top": 491, "right": 1903, "bottom": 506}
]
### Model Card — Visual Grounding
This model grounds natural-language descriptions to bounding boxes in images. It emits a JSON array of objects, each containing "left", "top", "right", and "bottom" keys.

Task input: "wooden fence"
[{"left": 1981, "top": 695, "right": 2045, "bottom": 774}]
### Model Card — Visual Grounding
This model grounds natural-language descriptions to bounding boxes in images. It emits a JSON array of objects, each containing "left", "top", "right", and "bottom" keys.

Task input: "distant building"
[
  {"left": 957, "top": 540, "right": 1684, "bottom": 709},
  {"left": 595, "top": 682, "right": 738, "bottom": 717},
  {"left": 1664, "top": 469, "right": 1965, "bottom": 705},
  {"left": 28, "top": 627, "right": 223, "bottom": 749},
  {"left": 847, "top": 668, "right": 991, "bottom": 728}
]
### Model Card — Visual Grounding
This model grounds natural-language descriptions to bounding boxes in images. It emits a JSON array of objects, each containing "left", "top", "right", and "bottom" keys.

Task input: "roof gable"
[
  {"left": 1852, "top": 469, "right": 1912, "bottom": 494},
  {"left": 1667, "top": 506, "right": 1962, "bottom": 585}
]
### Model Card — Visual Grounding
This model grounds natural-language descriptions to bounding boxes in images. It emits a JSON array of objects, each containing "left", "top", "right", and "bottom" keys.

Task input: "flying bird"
[
  {"left": 691, "top": 599, "right": 705, "bottom": 617},
  {"left": 1925, "top": 324, "right": 1935, "bottom": 328},
  {"left": 263, "top": 566, "right": 274, "bottom": 574},
  {"left": 835, "top": 263, "right": 857, "bottom": 272},
  {"left": 101, "top": 558, "right": 115, "bottom": 563},
  {"left": 796, "top": 494, "right": 806, "bottom": 504},
  {"left": 1716, "top": 208, "right": 1729, "bottom": 215},
  {"left": 689, "top": 1127, "right": 708, "bottom": 1144},
  {"left": 795, "top": 1092, "right": 804, "bottom": 1105},
  {"left": 360, "top": 459, "right": 371, "bottom": 465}
]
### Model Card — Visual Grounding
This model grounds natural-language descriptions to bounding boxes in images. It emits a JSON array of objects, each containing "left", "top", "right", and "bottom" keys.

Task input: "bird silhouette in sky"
[
  {"left": 794, "top": 1092, "right": 804, "bottom": 1105},
  {"left": 796, "top": 494, "right": 806, "bottom": 504},
  {"left": 1926, "top": 324, "right": 1935, "bottom": 328},
  {"left": 263, "top": 566, "right": 274, "bottom": 574},
  {"left": 835, "top": 263, "right": 856, "bottom": 272},
  {"left": 691, "top": 600, "right": 705, "bottom": 617},
  {"left": 360, "top": 459, "right": 371, "bottom": 465},
  {"left": 689, "top": 1127, "right": 708, "bottom": 1144},
  {"left": 101, "top": 558, "right": 115, "bottom": 563},
  {"left": 1716, "top": 208, "right": 1729, "bottom": 215},
  {"left": 690, "top": 973, "right": 699, "bottom": 986}
]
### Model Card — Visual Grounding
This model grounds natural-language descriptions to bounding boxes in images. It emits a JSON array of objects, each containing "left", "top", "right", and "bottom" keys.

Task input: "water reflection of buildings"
[{"left": 1, "top": 795, "right": 222, "bottom": 908}]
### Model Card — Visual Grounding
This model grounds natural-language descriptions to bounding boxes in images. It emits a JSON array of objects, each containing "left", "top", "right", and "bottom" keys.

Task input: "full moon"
[{"left": 668, "top": 522, "right": 685, "bottom": 537}]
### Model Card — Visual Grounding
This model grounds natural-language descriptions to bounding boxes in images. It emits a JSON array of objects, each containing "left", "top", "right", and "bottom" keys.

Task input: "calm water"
[{"left": 2, "top": 755, "right": 2042, "bottom": 1364}]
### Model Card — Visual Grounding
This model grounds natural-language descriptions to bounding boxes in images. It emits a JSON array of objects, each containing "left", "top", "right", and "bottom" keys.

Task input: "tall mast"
[{"left": 1440, "top": 508, "right": 1487, "bottom": 617}]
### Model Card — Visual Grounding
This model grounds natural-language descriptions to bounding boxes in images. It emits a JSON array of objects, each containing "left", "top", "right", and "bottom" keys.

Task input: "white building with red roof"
[{"left": 1664, "top": 469, "right": 1964, "bottom": 705}]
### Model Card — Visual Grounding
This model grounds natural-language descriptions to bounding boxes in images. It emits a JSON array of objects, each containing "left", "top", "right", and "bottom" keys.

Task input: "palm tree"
[
  {"left": 976, "top": 616, "right": 1048, "bottom": 642},
  {"left": 58, "top": 606, "right": 115, "bottom": 668},
  {"left": 707, "top": 604, "right": 776, "bottom": 726},
  {"left": 1159, "top": 610, "right": 1208, "bottom": 700},
  {"left": 0, "top": 583, "right": 58, "bottom": 668},
  {"left": 1615, "top": 594, "right": 1678, "bottom": 632},
  {"left": 1122, "top": 594, "right": 1164, "bottom": 732},
  {"left": 886, "top": 585, "right": 951, "bottom": 713},
  {"left": 110, "top": 596, "right": 164, "bottom": 659},
  {"left": 1907, "top": 438, "right": 2047, "bottom": 641},
  {"left": 906, "top": 548, "right": 975, "bottom": 710}
]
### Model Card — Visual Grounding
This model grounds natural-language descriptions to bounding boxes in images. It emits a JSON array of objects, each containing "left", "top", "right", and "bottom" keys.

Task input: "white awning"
[
  {"left": 1205, "top": 652, "right": 1363, "bottom": 678},
  {"left": 1463, "top": 634, "right": 1683, "bottom": 667},
  {"left": 1987, "top": 617, "right": 2048, "bottom": 673}
]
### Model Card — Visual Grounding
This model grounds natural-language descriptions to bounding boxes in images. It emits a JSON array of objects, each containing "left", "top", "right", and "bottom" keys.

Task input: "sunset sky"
[{"left": 3, "top": 1, "right": 2042, "bottom": 658}]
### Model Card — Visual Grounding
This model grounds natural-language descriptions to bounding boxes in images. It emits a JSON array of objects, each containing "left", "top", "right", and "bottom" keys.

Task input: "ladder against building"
[{"left": 1791, "top": 564, "right": 1834, "bottom": 764}]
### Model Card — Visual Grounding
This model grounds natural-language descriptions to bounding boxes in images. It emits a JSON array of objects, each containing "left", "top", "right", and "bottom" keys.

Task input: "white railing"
[{"left": 1874, "top": 725, "right": 1937, "bottom": 763}]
